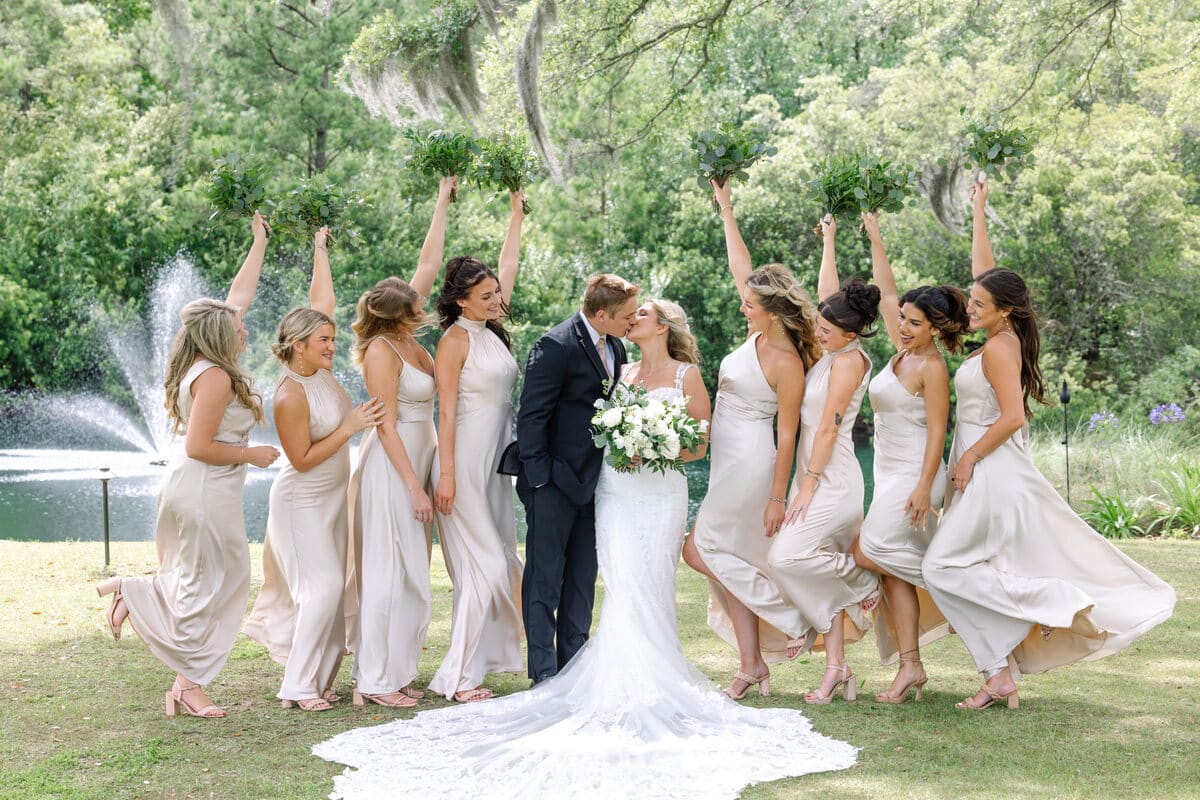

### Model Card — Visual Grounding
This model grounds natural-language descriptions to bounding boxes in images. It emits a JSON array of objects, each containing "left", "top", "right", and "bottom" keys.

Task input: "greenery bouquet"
[
  {"left": 959, "top": 117, "right": 1036, "bottom": 183},
  {"left": 472, "top": 134, "right": 539, "bottom": 215},
  {"left": 808, "top": 154, "right": 861, "bottom": 228},
  {"left": 405, "top": 129, "right": 480, "bottom": 202},
  {"left": 204, "top": 153, "right": 271, "bottom": 220},
  {"left": 852, "top": 155, "right": 919, "bottom": 215},
  {"left": 270, "top": 179, "right": 364, "bottom": 247},
  {"left": 691, "top": 125, "right": 777, "bottom": 210}
]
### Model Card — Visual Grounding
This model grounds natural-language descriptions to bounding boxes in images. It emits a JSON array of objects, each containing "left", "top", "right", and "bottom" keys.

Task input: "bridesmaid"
[
  {"left": 770, "top": 216, "right": 882, "bottom": 705},
  {"left": 243, "top": 227, "right": 384, "bottom": 711},
  {"left": 922, "top": 181, "right": 1176, "bottom": 710},
  {"left": 847, "top": 212, "right": 968, "bottom": 703},
  {"left": 347, "top": 177, "right": 454, "bottom": 708},
  {"left": 428, "top": 190, "right": 527, "bottom": 702},
  {"left": 681, "top": 179, "right": 817, "bottom": 700},
  {"left": 96, "top": 213, "right": 280, "bottom": 718}
]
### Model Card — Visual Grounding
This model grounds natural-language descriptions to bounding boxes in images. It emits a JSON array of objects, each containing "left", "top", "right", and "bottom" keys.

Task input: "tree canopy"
[{"left": 1, "top": 0, "right": 1197, "bottom": 423}]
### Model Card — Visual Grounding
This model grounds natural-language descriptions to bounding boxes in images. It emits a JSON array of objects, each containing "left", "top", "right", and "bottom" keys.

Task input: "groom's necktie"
[{"left": 595, "top": 335, "right": 611, "bottom": 381}]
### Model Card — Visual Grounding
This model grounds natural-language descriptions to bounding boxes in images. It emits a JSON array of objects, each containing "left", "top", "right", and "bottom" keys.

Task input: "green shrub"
[
  {"left": 1082, "top": 488, "right": 1150, "bottom": 539},
  {"left": 1157, "top": 462, "right": 1200, "bottom": 536}
]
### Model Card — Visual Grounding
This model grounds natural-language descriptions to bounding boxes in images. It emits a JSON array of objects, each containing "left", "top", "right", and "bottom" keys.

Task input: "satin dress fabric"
[
  {"left": 769, "top": 342, "right": 880, "bottom": 655},
  {"left": 121, "top": 358, "right": 257, "bottom": 685},
  {"left": 346, "top": 337, "right": 438, "bottom": 695},
  {"left": 923, "top": 353, "right": 1176, "bottom": 675},
  {"left": 428, "top": 317, "right": 524, "bottom": 698},
  {"left": 690, "top": 333, "right": 806, "bottom": 662},
  {"left": 244, "top": 366, "right": 353, "bottom": 700},
  {"left": 313, "top": 371, "right": 858, "bottom": 799},
  {"left": 857, "top": 356, "right": 951, "bottom": 664}
]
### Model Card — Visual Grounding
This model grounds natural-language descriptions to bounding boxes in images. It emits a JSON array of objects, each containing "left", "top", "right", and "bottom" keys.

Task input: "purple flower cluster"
[
  {"left": 1149, "top": 403, "right": 1185, "bottom": 426},
  {"left": 1087, "top": 411, "right": 1119, "bottom": 433}
]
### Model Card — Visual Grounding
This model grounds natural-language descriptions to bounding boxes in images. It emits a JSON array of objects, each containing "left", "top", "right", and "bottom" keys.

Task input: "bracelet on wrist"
[
  {"left": 805, "top": 468, "right": 822, "bottom": 479},
  {"left": 719, "top": 204, "right": 733, "bottom": 214},
  {"left": 769, "top": 496, "right": 786, "bottom": 505},
  {"left": 968, "top": 447, "right": 984, "bottom": 462}
]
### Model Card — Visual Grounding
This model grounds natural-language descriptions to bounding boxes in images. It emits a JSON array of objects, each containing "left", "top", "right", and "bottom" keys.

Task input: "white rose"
[
  {"left": 664, "top": 433, "right": 681, "bottom": 459},
  {"left": 699, "top": 419, "right": 710, "bottom": 433},
  {"left": 625, "top": 405, "right": 643, "bottom": 424},
  {"left": 594, "top": 398, "right": 606, "bottom": 409},
  {"left": 651, "top": 419, "right": 671, "bottom": 437},
  {"left": 613, "top": 432, "right": 626, "bottom": 449},
  {"left": 641, "top": 444, "right": 657, "bottom": 459},
  {"left": 601, "top": 407, "right": 623, "bottom": 428},
  {"left": 644, "top": 399, "right": 666, "bottom": 420}
]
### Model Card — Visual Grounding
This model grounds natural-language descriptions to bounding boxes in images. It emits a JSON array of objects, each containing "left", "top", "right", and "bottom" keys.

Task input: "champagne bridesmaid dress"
[
  {"left": 857, "top": 356, "right": 951, "bottom": 664},
  {"left": 428, "top": 317, "right": 524, "bottom": 699},
  {"left": 923, "top": 353, "right": 1176, "bottom": 676},
  {"left": 244, "top": 365, "right": 353, "bottom": 700},
  {"left": 691, "top": 333, "right": 806, "bottom": 662},
  {"left": 348, "top": 338, "right": 438, "bottom": 695},
  {"left": 769, "top": 342, "right": 879, "bottom": 652},
  {"left": 121, "top": 359, "right": 257, "bottom": 684}
]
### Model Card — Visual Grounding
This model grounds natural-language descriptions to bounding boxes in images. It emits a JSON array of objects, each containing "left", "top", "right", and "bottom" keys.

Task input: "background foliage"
[{"left": 1, "top": 0, "right": 1197, "bottom": 434}]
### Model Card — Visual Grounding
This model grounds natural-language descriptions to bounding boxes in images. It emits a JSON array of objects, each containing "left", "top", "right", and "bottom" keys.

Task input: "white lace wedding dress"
[{"left": 313, "top": 371, "right": 858, "bottom": 799}]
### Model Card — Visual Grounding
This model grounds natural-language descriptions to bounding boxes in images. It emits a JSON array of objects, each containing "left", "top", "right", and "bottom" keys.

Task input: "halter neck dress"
[
  {"left": 244, "top": 365, "right": 353, "bottom": 700},
  {"left": 428, "top": 317, "right": 524, "bottom": 698}
]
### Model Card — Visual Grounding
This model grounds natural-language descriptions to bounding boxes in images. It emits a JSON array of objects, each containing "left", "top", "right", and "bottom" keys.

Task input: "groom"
[{"left": 516, "top": 273, "right": 640, "bottom": 683}]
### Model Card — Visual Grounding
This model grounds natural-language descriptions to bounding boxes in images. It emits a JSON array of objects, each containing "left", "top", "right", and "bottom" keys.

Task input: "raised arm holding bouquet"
[{"left": 681, "top": 177, "right": 819, "bottom": 701}]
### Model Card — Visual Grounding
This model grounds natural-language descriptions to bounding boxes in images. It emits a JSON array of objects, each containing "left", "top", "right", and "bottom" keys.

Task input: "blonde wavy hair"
[
  {"left": 272, "top": 308, "right": 335, "bottom": 364},
  {"left": 163, "top": 299, "right": 263, "bottom": 433},
  {"left": 745, "top": 263, "right": 820, "bottom": 370},
  {"left": 646, "top": 299, "right": 701, "bottom": 365},
  {"left": 351, "top": 277, "right": 429, "bottom": 365}
]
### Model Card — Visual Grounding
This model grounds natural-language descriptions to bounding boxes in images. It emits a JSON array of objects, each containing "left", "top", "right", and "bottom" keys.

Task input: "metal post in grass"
[
  {"left": 1059, "top": 380, "right": 1071, "bottom": 505},
  {"left": 99, "top": 467, "right": 112, "bottom": 567}
]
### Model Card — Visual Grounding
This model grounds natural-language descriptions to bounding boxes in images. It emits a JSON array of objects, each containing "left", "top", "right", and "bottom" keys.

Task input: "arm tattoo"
[{"left": 834, "top": 412, "right": 843, "bottom": 426}]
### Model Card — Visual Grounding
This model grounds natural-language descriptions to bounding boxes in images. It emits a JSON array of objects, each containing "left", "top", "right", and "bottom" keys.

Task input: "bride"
[{"left": 314, "top": 299, "right": 858, "bottom": 799}]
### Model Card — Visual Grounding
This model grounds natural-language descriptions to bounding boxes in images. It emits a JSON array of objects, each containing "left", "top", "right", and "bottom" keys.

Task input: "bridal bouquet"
[{"left": 592, "top": 383, "right": 708, "bottom": 474}]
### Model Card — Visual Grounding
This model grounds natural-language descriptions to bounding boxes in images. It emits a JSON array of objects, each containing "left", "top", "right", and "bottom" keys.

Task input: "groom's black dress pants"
[{"left": 521, "top": 482, "right": 598, "bottom": 681}]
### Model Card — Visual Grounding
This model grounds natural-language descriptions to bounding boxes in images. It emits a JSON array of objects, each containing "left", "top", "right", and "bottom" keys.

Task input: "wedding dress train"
[{"left": 314, "top": 378, "right": 857, "bottom": 799}]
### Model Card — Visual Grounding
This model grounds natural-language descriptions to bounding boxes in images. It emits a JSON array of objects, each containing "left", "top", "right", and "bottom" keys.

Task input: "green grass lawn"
[{"left": 1, "top": 539, "right": 1196, "bottom": 800}]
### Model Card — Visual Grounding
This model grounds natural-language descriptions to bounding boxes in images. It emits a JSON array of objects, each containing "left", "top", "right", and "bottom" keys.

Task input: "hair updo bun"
[{"left": 819, "top": 277, "right": 880, "bottom": 337}]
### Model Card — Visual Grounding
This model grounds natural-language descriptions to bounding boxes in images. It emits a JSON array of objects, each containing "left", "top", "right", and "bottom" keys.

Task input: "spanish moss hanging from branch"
[
  {"left": 516, "top": 0, "right": 563, "bottom": 183},
  {"left": 342, "top": 3, "right": 486, "bottom": 127}
]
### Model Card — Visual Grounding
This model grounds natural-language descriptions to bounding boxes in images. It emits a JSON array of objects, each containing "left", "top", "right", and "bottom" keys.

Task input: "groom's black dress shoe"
[{"left": 531, "top": 674, "right": 555, "bottom": 687}]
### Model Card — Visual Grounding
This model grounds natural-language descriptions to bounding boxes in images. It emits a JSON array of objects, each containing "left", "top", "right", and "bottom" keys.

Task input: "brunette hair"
[
  {"left": 819, "top": 278, "right": 881, "bottom": 338},
  {"left": 350, "top": 277, "right": 429, "bottom": 364},
  {"left": 645, "top": 299, "right": 701, "bottom": 365},
  {"left": 436, "top": 256, "right": 511, "bottom": 350},
  {"left": 745, "top": 263, "right": 821, "bottom": 370},
  {"left": 163, "top": 299, "right": 263, "bottom": 432},
  {"left": 899, "top": 285, "right": 970, "bottom": 354},
  {"left": 271, "top": 308, "right": 336, "bottom": 364},
  {"left": 583, "top": 273, "right": 639, "bottom": 317},
  {"left": 976, "top": 268, "right": 1048, "bottom": 416}
]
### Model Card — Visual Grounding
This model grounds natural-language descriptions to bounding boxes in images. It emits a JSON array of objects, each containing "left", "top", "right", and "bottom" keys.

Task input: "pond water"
[{"left": 0, "top": 444, "right": 873, "bottom": 543}]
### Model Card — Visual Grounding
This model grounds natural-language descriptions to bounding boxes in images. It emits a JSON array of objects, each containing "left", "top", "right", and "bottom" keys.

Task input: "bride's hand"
[{"left": 763, "top": 500, "right": 784, "bottom": 538}]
